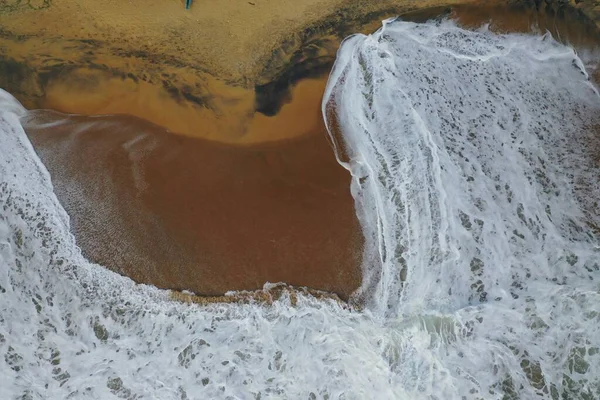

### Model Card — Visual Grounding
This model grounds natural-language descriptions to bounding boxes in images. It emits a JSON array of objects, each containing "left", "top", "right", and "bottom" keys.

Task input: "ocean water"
[{"left": 2, "top": 19, "right": 600, "bottom": 399}]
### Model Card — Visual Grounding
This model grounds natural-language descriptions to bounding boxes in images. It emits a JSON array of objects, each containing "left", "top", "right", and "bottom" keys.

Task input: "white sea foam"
[
  {"left": 1, "top": 19, "right": 600, "bottom": 399},
  {"left": 323, "top": 19, "right": 600, "bottom": 397}
]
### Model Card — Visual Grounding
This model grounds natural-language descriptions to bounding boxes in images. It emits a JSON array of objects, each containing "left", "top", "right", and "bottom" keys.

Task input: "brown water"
[
  {"left": 12, "top": 2, "right": 600, "bottom": 300},
  {"left": 23, "top": 110, "right": 363, "bottom": 299}
]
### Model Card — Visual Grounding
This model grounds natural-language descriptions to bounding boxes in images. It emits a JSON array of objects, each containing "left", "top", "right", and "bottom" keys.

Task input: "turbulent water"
[{"left": 2, "top": 19, "right": 600, "bottom": 399}]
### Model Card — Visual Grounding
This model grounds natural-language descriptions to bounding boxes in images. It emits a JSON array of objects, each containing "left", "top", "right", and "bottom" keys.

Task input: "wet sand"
[{"left": 41, "top": 75, "right": 329, "bottom": 144}]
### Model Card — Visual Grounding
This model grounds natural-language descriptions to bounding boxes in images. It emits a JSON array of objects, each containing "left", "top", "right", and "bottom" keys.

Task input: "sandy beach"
[
  {"left": 0, "top": 0, "right": 500, "bottom": 144},
  {"left": 0, "top": 1, "right": 597, "bottom": 142},
  {"left": 1, "top": 0, "right": 599, "bottom": 301}
]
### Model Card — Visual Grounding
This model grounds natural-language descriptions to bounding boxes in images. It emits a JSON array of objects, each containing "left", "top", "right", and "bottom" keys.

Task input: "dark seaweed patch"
[
  {"left": 254, "top": 56, "right": 333, "bottom": 116},
  {"left": 253, "top": 4, "right": 450, "bottom": 116},
  {"left": 0, "top": 56, "right": 30, "bottom": 83}
]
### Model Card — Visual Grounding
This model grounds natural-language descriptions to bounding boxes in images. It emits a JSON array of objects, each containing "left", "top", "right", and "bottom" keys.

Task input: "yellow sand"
[{"left": 0, "top": 0, "right": 509, "bottom": 144}]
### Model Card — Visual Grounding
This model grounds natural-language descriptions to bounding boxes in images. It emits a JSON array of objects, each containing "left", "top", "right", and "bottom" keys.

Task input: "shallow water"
[
  {"left": 22, "top": 110, "right": 362, "bottom": 299},
  {"left": 2, "top": 14, "right": 600, "bottom": 400}
]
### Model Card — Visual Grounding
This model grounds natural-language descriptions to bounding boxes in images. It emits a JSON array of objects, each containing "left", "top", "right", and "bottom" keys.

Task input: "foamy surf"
[
  {"left": 1, "top": 18, "right": 600, "bottom": 399},
  {"left": 323, "top": 18, "right": 600, "bottom": 398}
]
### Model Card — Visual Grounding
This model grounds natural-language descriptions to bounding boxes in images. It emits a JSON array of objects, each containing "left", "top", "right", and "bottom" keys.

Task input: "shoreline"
[
  {"left": 1, "top": 1, "right": 598, "bottom": 144},
  {"left": 23, "top": 108, "right": 364, "bottom": 301},
  {"left": 4, "top": 0, "right": 600, "bottom": 305}
]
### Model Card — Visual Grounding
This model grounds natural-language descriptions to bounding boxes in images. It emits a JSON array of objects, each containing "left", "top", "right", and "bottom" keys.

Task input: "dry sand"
[
  {"left": 0, "top": 0, "right": 498, "bottom": 143},
  {"left": 1, "top": 0, "right": 597, "bottom": 142}
]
